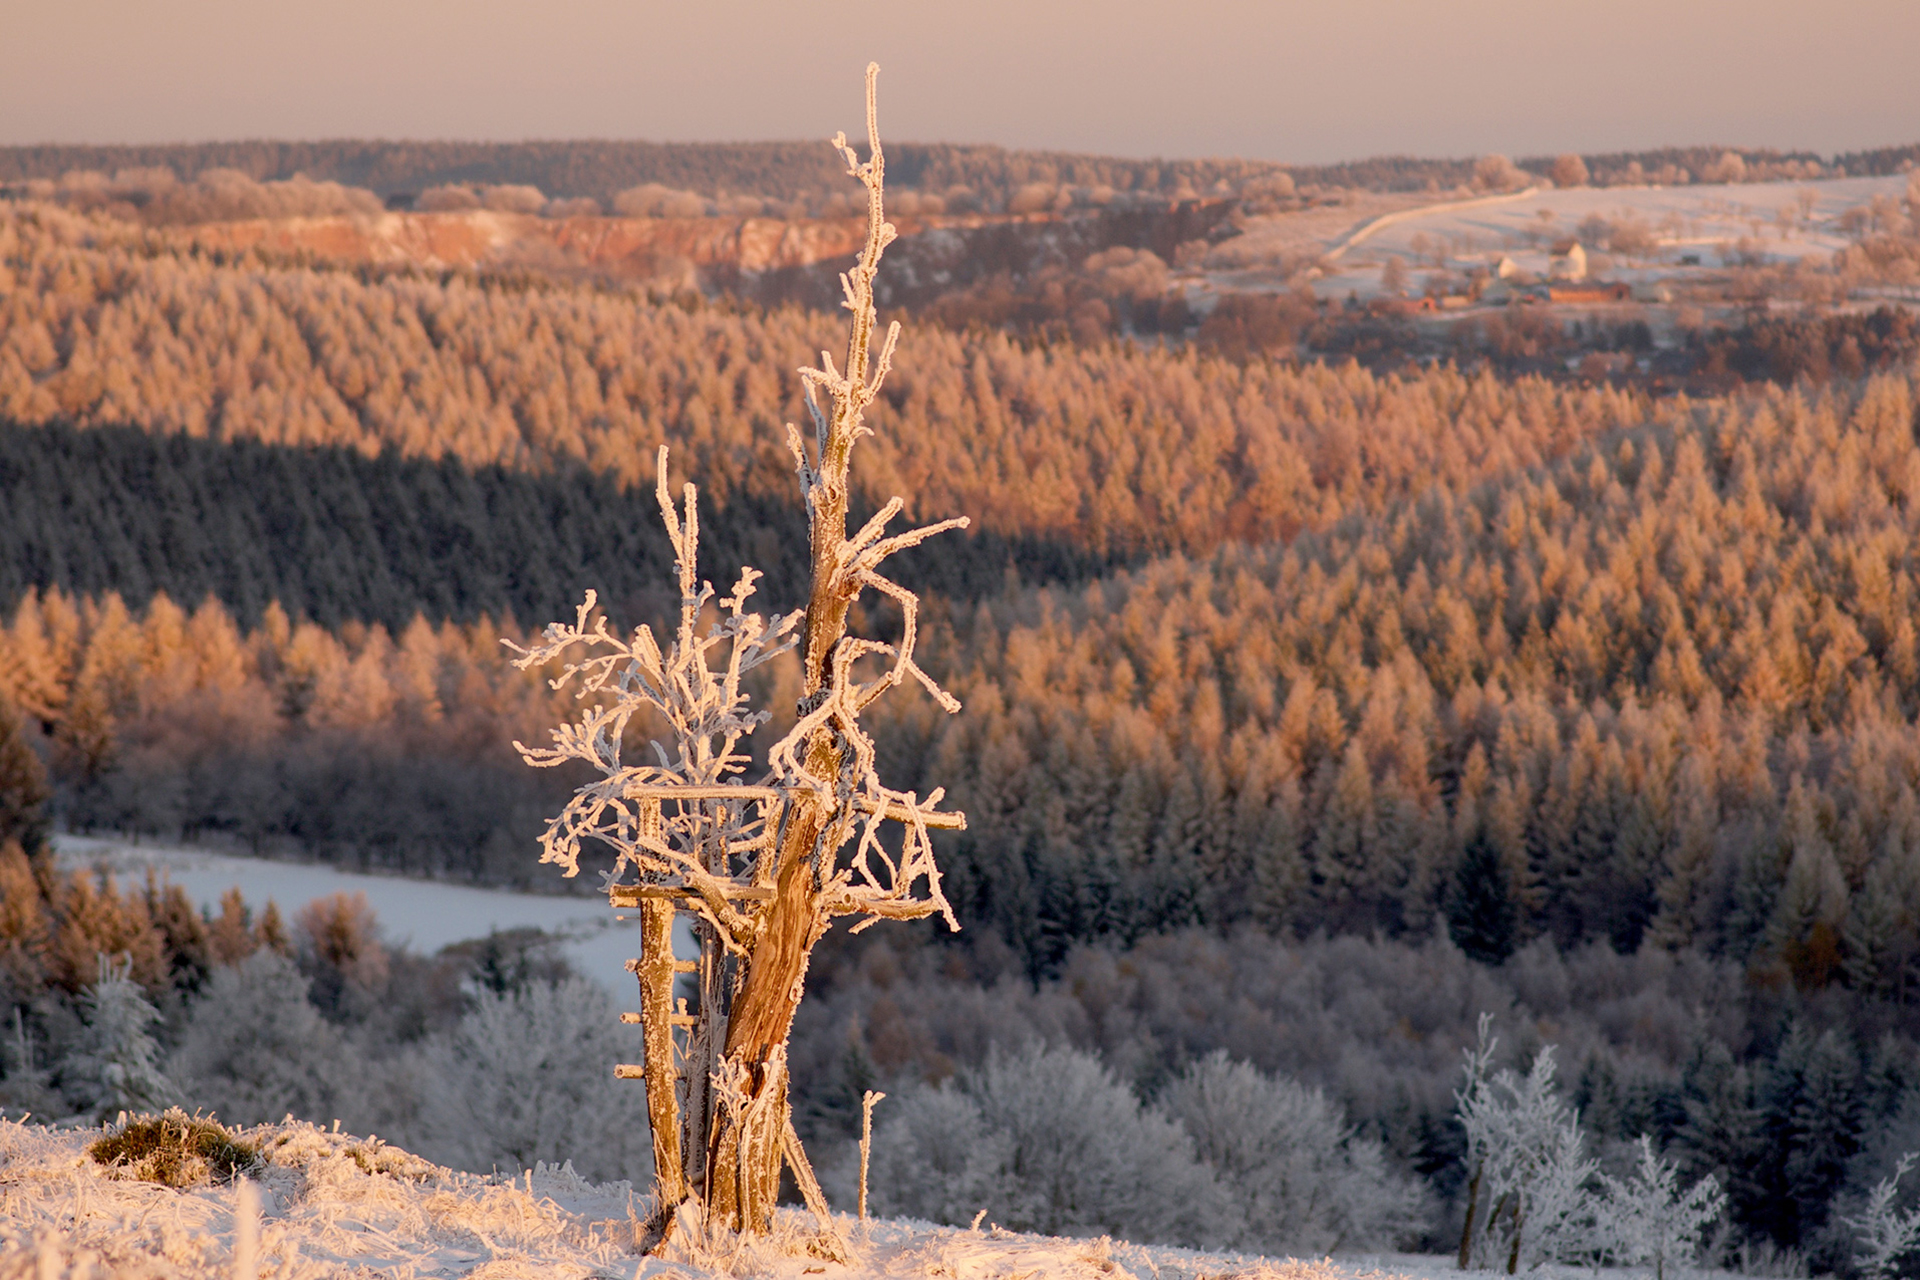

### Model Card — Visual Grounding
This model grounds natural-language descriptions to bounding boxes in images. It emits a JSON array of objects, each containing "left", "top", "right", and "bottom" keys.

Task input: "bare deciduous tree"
[{"left": 507, "top": 62, "right": 967, "bottom": 1248}]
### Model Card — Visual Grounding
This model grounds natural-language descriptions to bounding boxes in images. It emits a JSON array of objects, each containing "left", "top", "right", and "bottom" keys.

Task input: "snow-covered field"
[
  {"left": 0, "top": 1114, "right": 1372, "bottom": 1280},
  {"left": 1201, "top": 174, "right": 1912, "bottom": 300},
  {"left": 52, "top": 834, "right": 676, "bottom": 997},
  {"left": 0, "top": 1114, "right": 1767, "bottom": 1280}
]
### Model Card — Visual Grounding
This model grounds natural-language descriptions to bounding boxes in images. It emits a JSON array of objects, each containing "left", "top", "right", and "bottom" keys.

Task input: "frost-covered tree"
[
  {"left": 1845, "top": 1153, "right": 1920, "bottom": 1280},
  {"left": 1596, "top": 1135, "right": 1725, "bottom": 1280},
  {"left": 170, "top": 949, "right": 347, "bottom": 1125},
  {"left": 509, "top": 64, "right": 968, "bottom": 1244},
  {"left": 1163, "top": 1050, "right": 1428, "bottom": 1254},
  {"left": 60, "top": 953, "right": 176, "bottom": 1120},
  {"left": 1456, "top": 1016, "right": 1600, "bottom": 1272},
  {"left": 868, "top": 1043, "right": 1230, "bottom": 1247},
  {"left": 416, "top": 976, "right": 651, "bottom": 1183},
  {"left": 863, "top": 1076, "right": 1008, "bottom": 1227}
]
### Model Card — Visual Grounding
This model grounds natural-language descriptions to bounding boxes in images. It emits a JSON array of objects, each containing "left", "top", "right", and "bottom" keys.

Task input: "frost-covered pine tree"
[
  {"left": 509, "top": 64, "right": 967, "bottom": 1245},
  {"left": 61, "top": 953, "right": 176, "bottom": 1120},
  {"left": 1455, "top": 1016, "right": 1600, "bottom": 1272},
  {"left": 1844, "top": 1153, "right": 1920, "bottom": 1280},
  {"left": 1595, "top": 1135, "right": 1726, "bottom": 1280}
]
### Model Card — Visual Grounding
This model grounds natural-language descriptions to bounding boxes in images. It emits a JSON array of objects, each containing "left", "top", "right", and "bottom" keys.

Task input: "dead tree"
[{"left": 507, "top": 63, "right": 966, "bottom": 1245}]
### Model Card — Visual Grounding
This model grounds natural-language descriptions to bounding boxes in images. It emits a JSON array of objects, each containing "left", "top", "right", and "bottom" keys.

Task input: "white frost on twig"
[{"left": 505, "top": 62, "right": 967, "bottom": 949}]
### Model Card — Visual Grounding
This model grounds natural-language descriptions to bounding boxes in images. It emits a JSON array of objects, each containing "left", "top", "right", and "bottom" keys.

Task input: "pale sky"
[{"left": 6, "top": 0, "right": 1917, "bottom": 163}]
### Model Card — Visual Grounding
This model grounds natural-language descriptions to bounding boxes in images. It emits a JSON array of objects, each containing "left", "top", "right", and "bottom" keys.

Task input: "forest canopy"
[
  {"left": 4, "top": 194, "right": 1920, "bottom": 991},
  {"left": 4, "top": 140, "right": 1920, "bottom": 1267}
]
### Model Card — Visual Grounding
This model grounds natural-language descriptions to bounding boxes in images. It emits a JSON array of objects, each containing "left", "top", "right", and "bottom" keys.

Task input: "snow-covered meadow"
[
  {"left": 0, "top": 1113, "right": 1379, "bottom": 1280},
  {"left": 0, "top": 1109, "right": 1804, "bottom": 1280},
  {"left": 0, "top": 1113, "right": 1757, "bottom": 1280}
]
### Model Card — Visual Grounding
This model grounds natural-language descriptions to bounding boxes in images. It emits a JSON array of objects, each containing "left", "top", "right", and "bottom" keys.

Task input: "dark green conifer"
[{"left": 1446, "top": 829, "right": 1518, "bottom": 965}]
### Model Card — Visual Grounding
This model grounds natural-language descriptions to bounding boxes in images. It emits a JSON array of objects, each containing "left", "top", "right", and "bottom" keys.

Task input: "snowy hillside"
[{"left": 0, "top": 1114, "right": 1372, "bottom": 1280}]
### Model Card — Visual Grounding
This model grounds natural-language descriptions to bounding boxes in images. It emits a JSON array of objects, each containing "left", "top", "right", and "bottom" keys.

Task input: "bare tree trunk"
[
  {"left": 704, "top": 383, "right": 860, "bottom": 1230},
  {"left": 636, "top": 896, "right": 683, "bottom": 1205},
  {"left": 859, "top": 1089, "right": 883, "bottom": 1223},
  {"left": 706, "top": 783, "right": 831, "bottom": 1230},
  {"left": 1457, "top": 1161, "right": 1482, "bottom": 1269}
]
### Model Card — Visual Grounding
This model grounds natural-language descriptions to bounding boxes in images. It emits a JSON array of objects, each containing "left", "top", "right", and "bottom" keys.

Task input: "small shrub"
[{"left": 87, "top": 1108, "right": 260, "bottom": 1187}]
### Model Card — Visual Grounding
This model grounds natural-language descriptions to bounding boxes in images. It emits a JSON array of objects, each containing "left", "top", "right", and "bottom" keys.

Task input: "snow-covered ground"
[
  {"left": 0, "top": 1114, "right": 1358, "bottom": 1280},
  {"left": 52, "top": 833, "right": 678, "bottom": 997},
  {"left": 0, "top": 1114, "right": 1766, "bottom": 1280},
  {"left": 1200, "top": 174, "right": 1912, "bottom": 301}
]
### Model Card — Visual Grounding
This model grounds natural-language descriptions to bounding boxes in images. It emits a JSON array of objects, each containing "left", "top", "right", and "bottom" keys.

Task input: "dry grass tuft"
[{"left": 85, "top": 1109, "right": 260, "bottom": 1188}]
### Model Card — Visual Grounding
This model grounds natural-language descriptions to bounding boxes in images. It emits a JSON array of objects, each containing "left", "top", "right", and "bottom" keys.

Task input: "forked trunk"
[{"left": 705, "top": 751, "right": 835, "bottom": 1230}]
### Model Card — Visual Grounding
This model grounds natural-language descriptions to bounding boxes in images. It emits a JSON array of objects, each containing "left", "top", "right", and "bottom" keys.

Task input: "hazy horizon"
[{"left": 7, "top": 0, "right": 1917, "bottom": 164}]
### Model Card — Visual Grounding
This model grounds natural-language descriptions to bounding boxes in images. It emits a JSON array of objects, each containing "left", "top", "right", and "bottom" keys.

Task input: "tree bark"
[
  {"left": 1457, "top": 1161, "right": 1482, "bottom": 1269},
  {"left": 704, "top": 778, "right": 831, "bottom": 1230},
  {"left": 636, "top": 897, "right": 684, "bottom": 1206}
]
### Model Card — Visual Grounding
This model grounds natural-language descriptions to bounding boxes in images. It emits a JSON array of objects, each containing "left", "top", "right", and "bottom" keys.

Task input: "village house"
[{"left": 1548, "top": 239, "right": 1587, "bottom": 280}]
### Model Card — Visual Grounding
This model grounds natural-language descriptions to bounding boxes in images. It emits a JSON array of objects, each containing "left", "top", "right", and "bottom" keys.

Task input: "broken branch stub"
[{"left": 505, "top": 61, "right": 965, "bottom": 1243}]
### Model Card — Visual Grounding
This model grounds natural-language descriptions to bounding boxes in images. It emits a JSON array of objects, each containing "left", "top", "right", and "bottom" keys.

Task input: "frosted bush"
[
  {"left": 415, "top": 184, "right": 480, "bottom": 212},
  {"left": 482, "top": 184, "right": 547, "bottom": 214},
  {"left": 544, "top": 196, "right": 601, "bottom": 218},
  {"left": 170, "top": 950, "right": 349, "bottom": 1126},
  {"left": 414, "top": 976, "right": 650, "bottom": 1183},
  {"left": 863, "top": 1085, "right": 1009, "bottom": 1226},
  {"left": 1595, "top": 1135, "right": 1725, "bottom": 1280},
  {"left": 870, "top": 1043, "right": 1231, "bottom": 1247},
  {"left": 1163, "top": 1051, "right": 1428, "bottom": 1254}
]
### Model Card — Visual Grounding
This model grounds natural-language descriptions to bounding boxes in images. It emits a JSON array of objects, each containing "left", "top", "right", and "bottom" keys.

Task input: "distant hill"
[
  {"left": 4, "top": 139, "right": 1904, "bottom": 207},
  {"left": 0, "top": 139, "right": 1292, "bottom": 207}
]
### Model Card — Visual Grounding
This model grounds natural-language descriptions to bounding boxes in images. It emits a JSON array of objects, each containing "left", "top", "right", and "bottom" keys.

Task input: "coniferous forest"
[{"left": 6, "top": 192, "right": 1920, "bottom": 1264}]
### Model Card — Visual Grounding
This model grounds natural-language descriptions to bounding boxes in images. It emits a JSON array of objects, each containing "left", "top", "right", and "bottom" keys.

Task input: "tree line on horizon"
[{"left": 3, "top": 138, "right": 1907, "bottom": 211}]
